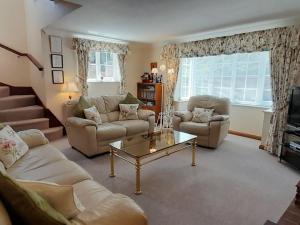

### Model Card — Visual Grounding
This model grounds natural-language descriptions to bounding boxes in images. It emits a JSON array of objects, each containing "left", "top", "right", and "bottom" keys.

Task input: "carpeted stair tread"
[
  {"left": 0, "top": 105, "right": 44, "bottom": 122},
  {"left": 3, "top": 118, "right": 49, "bottom": 131},
  {"left": 0, "top": 95, "right": 36, "bottom": 110},
  {"left": 42, "top": 127, "right": 64, "bottom": 142},
  {"left": 0, "top": 86, "right": 9, "bottom": 98}
]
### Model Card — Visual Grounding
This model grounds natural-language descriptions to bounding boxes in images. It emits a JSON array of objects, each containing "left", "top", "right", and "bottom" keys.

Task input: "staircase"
[{"left": 0, "top": 85, "right": 64, "bottom": 141}]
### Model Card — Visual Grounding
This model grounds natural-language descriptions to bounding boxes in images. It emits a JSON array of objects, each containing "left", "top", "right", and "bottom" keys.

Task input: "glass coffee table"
[{"left": 109, "top": 129, "right": 197, "bottom": 195}]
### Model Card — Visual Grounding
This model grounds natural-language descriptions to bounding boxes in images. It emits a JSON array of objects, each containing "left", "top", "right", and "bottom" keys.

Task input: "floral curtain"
[
  {"left": 72, "top": 38, "right": 129, "bottom": 95},
  {"left": 161, "top": 26, "right": 300, "bottom": 154},
  {"left": 117, "top": 54, "right": 126, "bottom": 95},
  {"left": 266, "top": 28, "right": 300, "bottom": 155}
]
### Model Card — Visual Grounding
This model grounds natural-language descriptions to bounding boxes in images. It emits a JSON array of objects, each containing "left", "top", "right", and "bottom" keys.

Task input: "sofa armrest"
[
  {"left": 210, "top": 115, "right": 230, "bottom": 122},
  {"left": 66, "top": 117, "right": 97, "bottom": 128},
  {"left": 174, "top": 111, "right": 193, "bottom": 122},
  {"left": 138, "top": 109, "right": 155, "bottom": 121},
  {"left": 17, "top": 129, "right": 49, "bottom": 149}
]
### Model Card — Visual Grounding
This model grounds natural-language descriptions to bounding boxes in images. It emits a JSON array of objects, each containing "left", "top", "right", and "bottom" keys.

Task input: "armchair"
[{"left": 173, "top": 95, "right": 230, "bottom": 148}]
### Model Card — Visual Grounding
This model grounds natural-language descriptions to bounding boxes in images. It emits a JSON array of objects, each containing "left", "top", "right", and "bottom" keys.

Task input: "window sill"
[
  {"left": 174, "top": 100, "right": 271, "bottom": 110},
  {"left": 87, "top": 80, "right": 120, "bottom": 84}
]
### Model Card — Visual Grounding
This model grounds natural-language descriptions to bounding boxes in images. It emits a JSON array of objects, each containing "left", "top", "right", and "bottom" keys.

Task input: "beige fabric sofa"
[
  {"left": 0, "top": 129, "right": 147, "bottom": 225},
  {"left": 64, "top": 95, "right": 155, "bottom": 157},
  {"left": 173, "top": 95, "right": 230, "bottom": 148}
]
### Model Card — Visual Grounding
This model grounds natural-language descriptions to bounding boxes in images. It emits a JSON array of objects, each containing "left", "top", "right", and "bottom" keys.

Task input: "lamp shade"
[
  {"left": 63, "top": 82, "right": 79, "bottom": 93},
  {"left": 159, "top": 64, "right": 166, "bottom": 72},
  {"left": 151, "top": 68, "right": 158, "bottom": 74}
]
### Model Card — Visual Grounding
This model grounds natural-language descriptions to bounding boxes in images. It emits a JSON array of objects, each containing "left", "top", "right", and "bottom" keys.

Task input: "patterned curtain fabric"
[
  {"left": 266, "top": 28, "right": 300, "bottom": 155},
  {"left": 72, "top": 38, "right": 129, "bottom": 95},
  {"left": 161, "top": 26, "right": 300, "bottom": 154},
  {"left": 75, "top": 48, "right": 89, "bottom": 96},
  {"left": 117, "top": 54, "right": 126, "bottom": 95}
]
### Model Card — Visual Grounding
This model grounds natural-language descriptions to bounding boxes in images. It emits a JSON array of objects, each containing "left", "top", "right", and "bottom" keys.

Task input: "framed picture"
[
  {"left": 51, "top": 54, "right": 63, "bottom": 68},
  {"left": 52, "top": 70, "right": 64, "bottom": 84},
  {"left": 49, "top": 35, "right": 62, "bottom": 53}
]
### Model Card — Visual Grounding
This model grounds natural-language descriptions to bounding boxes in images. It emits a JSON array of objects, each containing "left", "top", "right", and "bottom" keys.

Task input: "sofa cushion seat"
[
  {"left": 112, "top": 120, "right": 149, "bottom": 136},
  {"left": 96, "top": 123, "right": 126, "bottom": 142},
  {"left": 72, "top": 182, "right": 147, "bottom": 225},
  {"left": 8, "top": 159, "right": 91, "bottom": 185},
  {"left": 6, "top": 144, "right": 66, "bottom": 172},
  {"left": 73, "top": 180, "right": 112, "bottom": 209},
  {"left": 179, "top": 121, "right": 209, "bottom": 136}
]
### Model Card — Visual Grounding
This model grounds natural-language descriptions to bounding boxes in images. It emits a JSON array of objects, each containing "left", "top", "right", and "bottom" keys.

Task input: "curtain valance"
[
  {"left": 72, "top": 38, "right": 129, "bottom": 55},
  {"left": 161, "top": 26, "right": 300, "bottom": 59}
]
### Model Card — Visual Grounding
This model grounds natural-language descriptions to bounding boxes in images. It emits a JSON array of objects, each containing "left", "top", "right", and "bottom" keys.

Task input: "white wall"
[
  {"left": 0, "top": 0, "right": 30, "bottom": 86},
  {"left": 23, "top": 0, "right": 79, "bottom": 103}
]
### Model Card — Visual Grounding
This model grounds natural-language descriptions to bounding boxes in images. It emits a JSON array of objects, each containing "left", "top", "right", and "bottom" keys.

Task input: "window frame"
[
  {"left": 87, "top": 51, "right": 120, "bottom": 83},
  {"left": 174, "top": 51, "right": 272, "bottom": 108}
]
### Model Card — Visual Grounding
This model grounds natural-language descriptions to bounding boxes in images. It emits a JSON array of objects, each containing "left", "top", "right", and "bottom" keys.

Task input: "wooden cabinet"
[{"left": 137, "top": 83, "right": 162, "bottom": 120}]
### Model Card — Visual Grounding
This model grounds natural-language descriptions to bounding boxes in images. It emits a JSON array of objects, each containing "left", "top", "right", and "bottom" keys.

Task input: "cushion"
[
  {"left": 17, "top": 180, "right": 85, "bottom": 219},
  {"left": 192, "top": 108, "right": 214, "bottom": 123},
  {"left": 120, "top": 92, "right": 144, "bottom": 105},
  {"left": 0, "top": 172, "right": 70, "bottom": 225},
  {"left": 179, "top": 121, "right": 209, "bottom": 136},
  {"left": 0, "top": 123, "right": 4, "bottom": 130},
  {"left": 0, "top": 126, "right": 29, "bottom": 168},
  {"left": 96, "top": 123, "right": 126, "bottom": 142},
  {"left": 8, "top": 159, "right": 91, "bottom": 186},
  {"left": 17, "top": 129, "right": 49, "bottom": 149},
  {"left": 119, "top": 104, "right": 139, "bottom": 120},
  {"left": 0, "top": 201, "right": 12, "bottom": 225},
  {"left": 112, "top": 120, "right": 149, "bottom": 136},
  {"left": 102, "top": 95, "right": 125, "bottom": 112},
  {"left": 71, "top": 193, "right": 147, "bottom": 225},
  {"left": 73, "top": 96, "right": 91, "bottom": 118},
  {"left": 83, "top": 106, "right": 102, "bottom": 124},
  {"left": 88, "top": 97, "right": 106, "bottom": 114}
]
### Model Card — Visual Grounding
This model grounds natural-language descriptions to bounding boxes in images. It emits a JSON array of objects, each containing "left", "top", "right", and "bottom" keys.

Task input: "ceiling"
[{"left": 51, "top": 0, "right": 300, "bottom": 43}]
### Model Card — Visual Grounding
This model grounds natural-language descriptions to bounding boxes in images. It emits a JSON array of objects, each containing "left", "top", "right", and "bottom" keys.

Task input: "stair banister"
[{"left": 0, "top": 43, "right": 44, "bottom": 71}]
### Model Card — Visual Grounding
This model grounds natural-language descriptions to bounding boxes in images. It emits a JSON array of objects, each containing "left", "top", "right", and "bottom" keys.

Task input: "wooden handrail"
[{"left": 0, "top": 43, "right": 44, "bottom": 71}]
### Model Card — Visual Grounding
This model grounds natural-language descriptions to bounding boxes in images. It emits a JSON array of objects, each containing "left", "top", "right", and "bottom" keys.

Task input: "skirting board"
[{"left": 229, "top": 130, "right": 261, "bottom": 140}]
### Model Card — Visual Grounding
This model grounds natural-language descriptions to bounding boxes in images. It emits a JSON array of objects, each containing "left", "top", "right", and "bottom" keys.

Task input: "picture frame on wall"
[
  {"left": 49, "top": 35, "right": 62, "bottom": 53},
  {"left": 51, "top": 54, "right": 63, "bottom": 68},
  {"left": 52, "top": 70, "right": 64, "bottom": 84}
]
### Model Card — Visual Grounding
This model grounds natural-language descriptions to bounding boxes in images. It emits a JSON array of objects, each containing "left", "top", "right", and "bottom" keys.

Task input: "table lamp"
[{"left": 63, "top": 81, "right": 79, "bottom": 102}]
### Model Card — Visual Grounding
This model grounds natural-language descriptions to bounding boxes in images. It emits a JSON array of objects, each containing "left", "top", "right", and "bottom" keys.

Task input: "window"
[
  {"left": 174, "top": 51, "right": 272, "bottom": 107},
  {"left": 88, "top": 51, "right": 120, "bottom": 82}
]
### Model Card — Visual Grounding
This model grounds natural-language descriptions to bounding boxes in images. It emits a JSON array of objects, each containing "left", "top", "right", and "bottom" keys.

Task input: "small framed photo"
[
  {"left": 51, "top": 54, "right": 63, "bottom": 68},
  {"left": 52, "top": 70, "right": 64, "bottom": 84},
  {"left": 49, "top": 35, "right": 62, "bottom": 53}
]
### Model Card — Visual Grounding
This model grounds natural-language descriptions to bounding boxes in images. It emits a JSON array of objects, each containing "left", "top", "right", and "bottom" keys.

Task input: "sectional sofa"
[{"left": 0, "top": 129, "right": 147, "bottom": 225}]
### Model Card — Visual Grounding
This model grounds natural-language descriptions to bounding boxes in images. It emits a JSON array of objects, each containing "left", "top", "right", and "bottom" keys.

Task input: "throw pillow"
[
  {"left": 17, "top": 180, "right": 85, "bottom": 220},
  {"left": 0, "top": 123, "right": 4, "bottom": 130},
  {"left": 119, "top": 92, "right": 144, "bottom": 106},
  {"left": 0, "top": 172, "right": 70, "bottom": 225},
  {"left": 83, "top": 106, "right": 102, "bottom": 124},
  {"left": 0, "top": 126, "right": 29, "bottom": 168},
  {"left": 119, "top": 104, "right": 139, "bottom": 120},
  {"left": 73, "top": 96, "right": 91, "bottom": 118},
  {"left": 192, "top": 108, "right": 214, "bottom": 123}
]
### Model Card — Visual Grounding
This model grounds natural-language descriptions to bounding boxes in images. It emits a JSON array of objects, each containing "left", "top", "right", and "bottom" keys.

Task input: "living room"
[{"left": 0, "top": 0, "right": 300, "bottom": 225}]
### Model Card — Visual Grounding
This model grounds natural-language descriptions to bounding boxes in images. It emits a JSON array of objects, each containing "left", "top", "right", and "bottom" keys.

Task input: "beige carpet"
[{"left": 51, "top": 134, "right": 300, "bottom": 225}]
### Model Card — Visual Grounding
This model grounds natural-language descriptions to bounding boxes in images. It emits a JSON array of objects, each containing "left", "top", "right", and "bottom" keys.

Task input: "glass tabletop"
[{"left": 109, "top": 130, "right": 197, "bottom": 158}]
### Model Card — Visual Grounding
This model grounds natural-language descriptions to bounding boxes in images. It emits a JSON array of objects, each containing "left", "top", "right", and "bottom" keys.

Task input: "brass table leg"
[
  {"left": 135, "top": 158, "right": 142, "bottom": 195},
  {"left": 110, "top": 148, "right": 115, "bottom": 177},
  {"left": 191, "top": 139, "right": 196, "bottom": 166}
]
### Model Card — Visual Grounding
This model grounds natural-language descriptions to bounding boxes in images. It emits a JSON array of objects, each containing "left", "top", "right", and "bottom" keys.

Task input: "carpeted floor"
[{"left": 51, "top": 134, "right": 300, "bottom": 225}]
